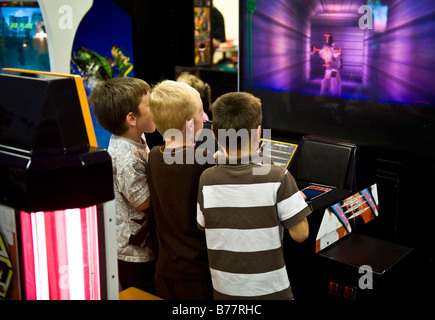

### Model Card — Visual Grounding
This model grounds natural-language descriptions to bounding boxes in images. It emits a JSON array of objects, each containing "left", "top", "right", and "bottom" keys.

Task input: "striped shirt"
[{"left": 197, "top": 161, "right": 311, "bottom": 299}]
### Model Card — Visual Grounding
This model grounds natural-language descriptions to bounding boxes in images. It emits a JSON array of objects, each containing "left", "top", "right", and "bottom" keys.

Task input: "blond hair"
[{"left": 149, "top": 80, "right": 200, "bottom": 135}]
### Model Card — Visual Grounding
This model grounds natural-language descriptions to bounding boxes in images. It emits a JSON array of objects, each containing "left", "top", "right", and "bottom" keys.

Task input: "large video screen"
[
  {"left": 240, "top": 0, "right": 435, "bottom": 156},
  {"left": 0, "top": 2, "right": 49, "bottom": 71}
]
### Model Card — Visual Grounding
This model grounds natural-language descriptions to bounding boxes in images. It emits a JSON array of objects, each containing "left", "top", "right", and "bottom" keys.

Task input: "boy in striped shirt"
[{"left": 197, "top": 92, "right": 311, "bottom": 299}]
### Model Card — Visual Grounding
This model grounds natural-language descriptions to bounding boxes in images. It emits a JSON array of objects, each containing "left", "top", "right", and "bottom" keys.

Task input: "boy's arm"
[
  {"left": 288, "top": 217, "right": 309, "bottom": 243},
  {"left": 135, "top": 196, "right": 151, "bottom": 212},
  {"left": 197, "top": 174, "right": 206, "bottom": 231},
  {"left": 116, "top": 154, "right": 151, "bottom": 212},
  {"left": 278, "top": 171, "right": 311, "bottom": 242}
]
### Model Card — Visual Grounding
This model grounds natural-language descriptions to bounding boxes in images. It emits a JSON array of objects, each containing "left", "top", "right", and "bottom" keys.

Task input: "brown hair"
[
  {"left": 212, "top": 92, "right": 262, "bottom": 151},
  {"left": 88, "top": 77, "right": 150, "bottom": 135},
  {"left": 176, "top": 72, "right": 211, "bottom": 113},
  {"left": 212, "top": 92, "right": 263, "bottom": 134}
]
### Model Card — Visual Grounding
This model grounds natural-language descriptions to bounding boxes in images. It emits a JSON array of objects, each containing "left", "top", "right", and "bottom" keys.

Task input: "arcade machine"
[
  {"left": 285, "top": 135, "right": 412, "bottom": 301},
  {"left": 0, "top": 0, "right": 117, "bottom": 150},
  {"left": 239, "top": 0, "right": 434, "bottom": 301},
  {"left": 0, "top": 0, "right": 93, "bottom": 74},
  {"left": 258, "top": 138, "right": 298, "bottom": 168},
  {"left": 0, "top": 68, "right": 118, "bottom": 300}
]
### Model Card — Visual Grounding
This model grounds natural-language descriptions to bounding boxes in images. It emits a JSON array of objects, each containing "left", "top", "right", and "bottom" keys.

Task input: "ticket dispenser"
[{"left": 0, "top": 69, "right": 118, "bottom": 299}]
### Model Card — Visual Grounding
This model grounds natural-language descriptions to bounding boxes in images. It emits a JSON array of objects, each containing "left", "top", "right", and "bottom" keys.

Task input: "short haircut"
[
  {"left": 212, "top": 92, "right": 262, "bottom": 134},
  {"left": 89, "top": 77, "right": 150, "bottom": 136},
  {"left": 149, "top": 80, "right": 200, "bottom": 135},
  {"left": 212, "top": 92, "right": 262, "bottom": 151}
]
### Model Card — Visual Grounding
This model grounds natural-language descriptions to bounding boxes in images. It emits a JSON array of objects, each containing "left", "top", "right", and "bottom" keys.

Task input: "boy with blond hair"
[
  {"left": 197, "top": 92, "right": 311, "bottom": 300},
  {"left": 147, "top": 80, "right": 214, "bottom": 299},
  {"left": 89, "top": 77, "right": 157, "bottom": 293}
]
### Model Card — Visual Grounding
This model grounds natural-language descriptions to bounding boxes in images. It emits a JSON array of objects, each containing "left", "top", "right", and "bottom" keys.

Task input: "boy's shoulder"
[
  {"left": 202, "top": 161, "right": 289, "bottom": 183},
  {"left": 149, "top": 145, "right": 163, "bottom": 153},
  {"left": 108, "top": 135, "right": 148, "bottom": 162},
  {"left": 108, "top": 135, "right": 130, "bottom": 154},
  {"left": 149, "top": 145, "right": 215, "bottom": 167},
  {"left": 250, "top": 162, "right": 290, "bottom": 181},
  {"left": 109, "top": 134, "right": 147, "bottom": 148},
  {"left": 148, "top": 145, "right": 164, "bottom": 161}
]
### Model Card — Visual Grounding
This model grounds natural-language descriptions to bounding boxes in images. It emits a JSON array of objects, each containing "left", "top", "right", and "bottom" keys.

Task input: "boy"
[
  {"left": 197, "top": 92, "right": 311, "bottom": 300},
  {"left": 176, "top": 71, "right": 211, "bottom": 120},
  {"left": 88, "top": 77, "right": 157, "bottom": 293},
  {"left": 147, "top": 80, "right": 214, "bottom": 299}
]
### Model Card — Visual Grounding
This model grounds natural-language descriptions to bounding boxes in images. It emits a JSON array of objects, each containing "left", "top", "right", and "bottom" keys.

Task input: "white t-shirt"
[{"left": 108, "top": 134, "right": 155, "bottom": 263}]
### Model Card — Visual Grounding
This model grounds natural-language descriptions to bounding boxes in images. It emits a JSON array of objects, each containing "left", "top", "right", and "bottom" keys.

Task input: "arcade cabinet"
[
  {"left": 285, "top": 135, "right": 413, "bottom": 301},
  {"left": 0, "top": 68, "right": 118, "bottom": 300},
  {"left": 238, "top": 0, "right": 433, "bottom": 301}
]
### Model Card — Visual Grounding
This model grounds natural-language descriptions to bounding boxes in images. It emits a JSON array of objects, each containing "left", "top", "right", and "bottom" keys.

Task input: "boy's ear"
[
  {"left": 185, "top": 118, "right": 194, "bottom": 133},
  {"left": 126, "top": 112, "right": 136, "bottom": 127},
  {"left": 252, "top": 125, "right": 261, "bottom": 143}
]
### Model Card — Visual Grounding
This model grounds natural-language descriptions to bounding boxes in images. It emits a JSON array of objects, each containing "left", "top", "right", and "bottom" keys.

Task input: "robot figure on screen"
[{"left": 313, "top": 33, "right": 342, "bottom": 97}]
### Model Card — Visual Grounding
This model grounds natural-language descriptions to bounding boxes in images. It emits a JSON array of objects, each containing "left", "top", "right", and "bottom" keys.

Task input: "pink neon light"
[
  {"left": 53, "top": 210, "right": 70, "bottom": 299},
  {"left": 80, "top": 206, "right": 101, "bottom": 300},
  {"left": 43, "top": 210, "right": 70, "bottom": 299},
  {"left": 20, "top": 206, "right": 101, "bottom": 300},
  {"left": 20, "top": 212, "right": 36, "bottom": 300},
  {"left": 81, "top": 209, "right": 91, "bottom": 300}
]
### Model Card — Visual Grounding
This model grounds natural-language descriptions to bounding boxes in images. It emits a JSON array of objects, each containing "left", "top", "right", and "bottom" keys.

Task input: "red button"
[
  {"left": 344, "top": 286, "right": 355, "bottom": 299},
  {"left": 328, "top": 281, "right": 339, "bottom": 295}
]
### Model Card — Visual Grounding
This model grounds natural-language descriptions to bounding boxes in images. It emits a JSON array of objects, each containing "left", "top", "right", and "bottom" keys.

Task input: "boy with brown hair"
[
  {"left": 89, "top": 77, "right": 157, "bottom": 293},
  {"left": 197, "top": 92, "right": 311, "bottom": 300},
  {"left": 147, "top": 80, "right": 214, "bottom": 299}
]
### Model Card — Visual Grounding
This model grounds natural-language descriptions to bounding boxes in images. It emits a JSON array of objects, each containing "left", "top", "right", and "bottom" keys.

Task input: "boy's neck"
[
  {"left": 121, "top": 130, "right": 143, "bottom": 145},
  {"left": 226, "top": 147, "right": 252, "bottom": 159},
  {"left": 165, "top": 137, "right": 194, "bottom": 149}
]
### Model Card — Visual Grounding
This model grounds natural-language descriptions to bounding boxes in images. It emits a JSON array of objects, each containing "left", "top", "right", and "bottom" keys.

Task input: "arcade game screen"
[
  {"left": 259, "top": 138, "right": 298, "bottom": 168},
  {"left": 315, "top": 183, "right": 379, "bottom": 253},
  {"left": 240, "top": 0, "right": 435, "bottom": 156},
  {"left": 0, "top": 2, "right": 49, "bottom": 71}
]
